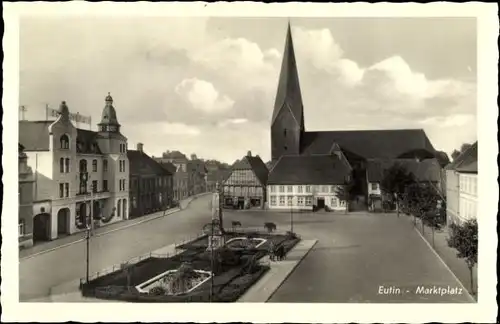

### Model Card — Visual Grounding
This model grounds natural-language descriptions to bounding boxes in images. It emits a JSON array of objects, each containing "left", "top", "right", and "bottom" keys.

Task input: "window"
[
  {"left": 305, "top": 196, "right": 313, "bottom": 206},
  {"left": 92, "top": 180, "right": 98, "bottom": 193},
  {"left": 103, "top": 159, "right": 108, "bottom": 172},
  {"left": 122, "top": 161, "right": 126, "bottom": 173},
  {"left": 65, "top": 158, "right": 70, "bottom": 173},
  {"left": 279, "top": 185, "right": 285, "bottom": 193},
  {"left": 331, "top": 198, "right": 338, "bottom": 207},
  {"left": 65, "top": 183, "right": 69, "bottom": 197},
  {"left": 298, "top": 197, "right": 305, "bottom": 206},
  {"left": 123, "top": 179, "right": 126, "bottom": 191},
  {"left": 19, "top": 220, "right": 25, "bottom": 237},
  {"left": 322, "top": 185, "right": 328, "bottom": 193},
  {"left": 60, "top": 158, "right": 64, "bottom": 173},
  {"left": 371, "top": 183, "right": 378, "bottom": 190},
  {"left": 270, "top": 196, "right": 277, "bottom": 206},
  {"left": 79, "top": 159, "right": 87, "bottom": 173},
  {"left": 298, "top": 185, "right": 303, "bottom": 193},
  {"left": 270, "top": 185, "right": 276, "bottom": 193},
  {"left": 59, "top": 183, "right": 64, "bottom": 198},
  {"left": 473, "top": 177, "right": 477, "bottom": 195},
  {"left": 330, "top": 185, "right": 336, "bottom": 193},
  {"left": 92, "top": 160, "right": 98, "bottom": 172},
  {"left": 287, "top": 185, "right": 293, "bottom": 193},
  {"left": 60, "top": 134, "right": 69, "bottom": 149},
  {"left": 103, "top": 180, "right": 108, "bottom": 192},
  {"left": 287, "top": 196, "right": 293, "bottom": 206},
  {"left": 279, "top": 196, "right": 285, "bottom": 206},
  {"left": 306, "top": 185, "right": 311, "bottom": 193}
]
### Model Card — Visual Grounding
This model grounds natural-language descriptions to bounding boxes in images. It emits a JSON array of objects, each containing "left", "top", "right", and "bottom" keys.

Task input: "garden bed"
[{"left": 80, "top": 231, "right": 300, "bottom": 302}]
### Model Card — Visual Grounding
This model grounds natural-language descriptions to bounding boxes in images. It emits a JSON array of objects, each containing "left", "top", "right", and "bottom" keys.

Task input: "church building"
[
  {"left": 267, "top": 24, "right": 439, "bottom": 212},
  {"left": 19, "top": 94, "right": 129, "bottom": 243}
]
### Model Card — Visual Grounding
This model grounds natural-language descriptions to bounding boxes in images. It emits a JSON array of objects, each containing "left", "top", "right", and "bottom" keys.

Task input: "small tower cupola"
[
  {"left": 59, "top": 101, "right": 70, "bottom": 121},
  {"left": 98, "top": 92, "right": 121, "bottom": 133}
]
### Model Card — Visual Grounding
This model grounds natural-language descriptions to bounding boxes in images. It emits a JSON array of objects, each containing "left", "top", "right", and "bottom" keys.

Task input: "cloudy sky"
[{"left": 20, "top": 17, "right": 477, "bottom": 163}]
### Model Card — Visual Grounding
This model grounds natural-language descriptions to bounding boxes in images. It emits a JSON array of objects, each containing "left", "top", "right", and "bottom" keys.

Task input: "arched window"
[
  {"left": 79, "top": 159, "right": 87, "bottom": 172},
  {"left": 59, "top": 158, "right": 64, "bottom": 173},
  {"left": 65, "top": 158, "right": 70, "bottom": 173},
  {"left": 117, "top": 200, "right": 122, "bottom": 217},
  {"left": 122, "top": 199, "right": 127, "bottom": 218},
  {"left": 103, "top": 159, "right": 108, "bottom": 172},
  {"left": 60, "top": 134, "right": 69, "bottom": 149},
  {"left": 92, "top": 159, "right": 98, "bottom": 172}
]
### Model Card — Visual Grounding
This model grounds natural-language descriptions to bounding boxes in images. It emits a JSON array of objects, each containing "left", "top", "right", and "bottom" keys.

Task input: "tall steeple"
[
  {"left": 270, "top": 22, "right": 305, "bottom": 161},
  {"left": 271, "top": 21, "right": 305, "bottom": 131}
]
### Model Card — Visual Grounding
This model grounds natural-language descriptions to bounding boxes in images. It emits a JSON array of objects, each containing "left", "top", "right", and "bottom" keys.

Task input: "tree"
[
  {"left": 380, "top": 163, "right": 415, "bottom": 217},
  {"left": 406, "top": 182, "right": 440, "bottom": 243},
  {"left": 451, "top": 143, "right": 473, "bottom": 161},
  {"left": 447, "top": 219, "right": 478, "bottom": 295},
  {"left": 335, "top": 178, "right": 354, "bottom": 214},
  {"left": 190, "top": 153, "right": 198, "bottom": 160},
  {"left": 434, "top": 150, "right": 451, "bottom": 168},
  {"left": 231, "top": 220, "right": 242, "bottom": 232},
  {"left": 264, "top": 222, "right": 277, "bottom": 233}
]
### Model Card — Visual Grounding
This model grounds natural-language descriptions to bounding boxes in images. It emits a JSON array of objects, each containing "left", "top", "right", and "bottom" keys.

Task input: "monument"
[{"left": 207, "top": 182, "right": 225, "bottom": 250}]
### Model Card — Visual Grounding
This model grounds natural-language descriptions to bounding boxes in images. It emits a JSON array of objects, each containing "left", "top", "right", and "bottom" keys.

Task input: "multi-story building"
[
  {"left": 223, "top": 152, "right": 269, "bottom": 209},
  {"left": 267, "top": 151, "right": 352, "bottom": 212},
  {"left": 155, "top": 151, "right": 189, "bottom": 201},
  {"left": 19, "top": 94, "right": 129, "bottom": 243},
  {"left": 19, "top": 143, "right": 35, "bottom": 248},
  {"left": 365, "top": 158, "right": 443, "bottom": 212},
  {"left": 446, "top": 142, "right": 478, "bottom": 225},
  {"left": 128, "top": 143, "right": 174, "bottom": 218},
  {"left": 188, "top": 159, "right": 208, "bottom": 196}
]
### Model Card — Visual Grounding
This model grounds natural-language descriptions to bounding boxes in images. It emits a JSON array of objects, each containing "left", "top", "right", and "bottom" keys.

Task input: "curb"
[
  {"left": 265, "top": 239, "right": 317, "bottom": 302},
  {"left": 20, "top": 193, "right": 210, "bottom": 261}
]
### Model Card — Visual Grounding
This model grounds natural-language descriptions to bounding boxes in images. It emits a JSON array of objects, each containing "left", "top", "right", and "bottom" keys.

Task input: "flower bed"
[{"left": 80, "top": 232, "right": 299, "bottom": 302}]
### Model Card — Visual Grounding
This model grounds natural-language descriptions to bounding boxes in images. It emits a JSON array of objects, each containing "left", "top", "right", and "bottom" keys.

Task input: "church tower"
[
  {"left": 270, "top": 22, "right": 305, "bottom": 161},
  {"left": 97, "top": 92, "right": 127, "bottom": 154}
]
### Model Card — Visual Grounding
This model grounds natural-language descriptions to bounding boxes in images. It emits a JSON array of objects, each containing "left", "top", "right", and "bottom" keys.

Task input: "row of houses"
[{"left": 18, "top": 94, "right": 210, "bottom": 248}]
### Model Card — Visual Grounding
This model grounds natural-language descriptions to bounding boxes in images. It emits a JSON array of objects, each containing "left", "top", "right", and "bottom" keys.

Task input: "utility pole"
[{"left": 290, "top": 204, "right": 294, "bottom": 234}]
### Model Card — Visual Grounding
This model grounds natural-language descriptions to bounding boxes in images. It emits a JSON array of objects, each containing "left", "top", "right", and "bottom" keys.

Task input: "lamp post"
[
  {"left": 86, "top": 224, "right": 90, "bottom": 283},
  {"left": 290, "top": 204, "right": 294, "bottom": 234}
]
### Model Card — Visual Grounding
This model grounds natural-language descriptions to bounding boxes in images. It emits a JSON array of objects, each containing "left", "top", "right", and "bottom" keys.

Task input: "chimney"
[
  {"left": 137, "top": 143, "right": 144, "bottom": 152},
  {"left": 247, "top": 150, "right": 252, "bottom": 157}
]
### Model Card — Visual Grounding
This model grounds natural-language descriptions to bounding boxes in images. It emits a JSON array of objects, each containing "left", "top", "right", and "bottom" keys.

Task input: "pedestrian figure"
[
  {"left": 275, "top": 245, "right": 286, "bottom": 261},
  {"left": 269, "top": 241, "right": 275, "bottom": 261}
]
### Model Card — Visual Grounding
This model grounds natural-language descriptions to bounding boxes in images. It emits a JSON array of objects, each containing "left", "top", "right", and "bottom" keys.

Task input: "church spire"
[{"left": 271, "top": 21, "right": 305, "bottom": 131}]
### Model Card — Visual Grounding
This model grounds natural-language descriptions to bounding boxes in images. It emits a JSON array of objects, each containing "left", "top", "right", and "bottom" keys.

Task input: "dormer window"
[{"left": 60, "top": 134, "right": 69, "bottom": 149}]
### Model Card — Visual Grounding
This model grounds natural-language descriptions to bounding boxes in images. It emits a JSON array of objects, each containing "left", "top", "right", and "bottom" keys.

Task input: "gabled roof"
[
  {"left": 127, "top": 150, "right": 173, "bottom": 176},
  {"left": 301, "top": 129, "right": 436, "bottom": 159},
  {"left": 207, "top": 169, "right": 232, "bottom": 183},
  {"left": 366, "top": 158, "right": 442, "bottom": 183},
  {"left": 231, "top": 155, "right": 269, "bottom": 185},
  {"left": 271, "top": 23, "right": 305, "bottom": 131},
  {"left": 448, "top": 141, "right": 478, "bottom": 173},
  {"left": 158, "top": 161, "right": 177, "bottom": 174},
  {"left": 19, "top": 120, "right": 53, "bottom": 151},
  {"left": 268, "top": 154, "right": 352, "bottom": 185}
]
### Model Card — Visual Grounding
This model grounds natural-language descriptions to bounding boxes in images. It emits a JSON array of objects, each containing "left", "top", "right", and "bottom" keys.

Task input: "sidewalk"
[
  {"left": 405, "top": 215, "right": 478, "bottom": 300},
  {"left": 20, "top": 193, "right": 210, "bottom": 260},
  {"left": 238, "top": 239, "right": 317, "bottom": 302}
]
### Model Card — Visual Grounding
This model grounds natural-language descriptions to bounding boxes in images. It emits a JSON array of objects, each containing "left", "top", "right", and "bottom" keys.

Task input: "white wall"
[
  {"left": 367, "top": 182, "right": 382, "bottom": 196},
  {"left": 458, "top": 173, "right": 478, "bottom": 222},
  {"left": 267, "top": 184, "right": 347, "bottom": 211}
]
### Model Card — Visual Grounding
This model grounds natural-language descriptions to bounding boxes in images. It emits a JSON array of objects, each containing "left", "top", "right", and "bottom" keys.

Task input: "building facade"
[
  {"left": 446, "top": 142, "right": 478, "bottom": 225},
  {"left": 19, "top": 144, "right": 35, "bottom": 248},
  {"left": 128, "top": 143, "right": 174, "bottom": 218},
  {"left": 267, "top": 153, "right": 352, "bottom": 212},
  {"left": 223, "top": 152, "right": 268, "bottom": 209},
  {"left": 188, "top": 159, "right": 208, "bottom": 196},
  {"left": 268, "top": 23, "right": 438, "bottom": 210},
  {"left": 19, "top": 94, "right": 129, "bottom": 243},
  {"left": 155, "top": 151, "right": 189, "bottom": 201}
]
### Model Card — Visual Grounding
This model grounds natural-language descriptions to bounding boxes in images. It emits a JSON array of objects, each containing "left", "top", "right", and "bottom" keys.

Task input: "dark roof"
[
  {"left": 158, "top": 161, "right": 177, "bottom": 174},
  {"left": 366, "top": 158, "right": 442, "bottom": 183},
  {"left": 207, "top": 169, "right": 232, "bottom": 183},
  {"left": 301, "top": 129, "right": 436, "bottom": 159},
  {"left": 161, "top": 151, "right": 188, "bottom": 161},
  {"left": 76, "top": 129, "right": 102, "bottom": 154},
  {"left": 231, "top": 155, "right": 269, "bottom": 185},
  {"left": 268, "top": 154, "right": 352, "bottom": 185},
  {"left": 127, "top": 150, "right": 173, "bottom": 176},
  {"left": 271, "top": 23, "right": 305, "bottom": 131},
  {"left": 19, "top": 121, "right": 52, "bottom": 150},
  {"left": 188, "top": 159, "right": 208, "bottom": 174},
  {"left": 451, "top": 142, "right": 478, "bottom": 173}
]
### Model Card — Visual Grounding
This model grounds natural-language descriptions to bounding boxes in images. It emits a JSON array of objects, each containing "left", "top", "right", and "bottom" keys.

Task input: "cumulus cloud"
[{"left": 175, "top": 78, "right": 235, "bottom": 113}]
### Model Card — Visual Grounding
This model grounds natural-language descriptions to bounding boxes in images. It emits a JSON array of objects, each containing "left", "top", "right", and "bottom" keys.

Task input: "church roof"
[
  {"left": 268, "top": 154, "right": 352, "bottom": 185},
  {"left": 127, "top": 150, "right": 173, "bottom": 176},
  {"left": 447, "top": 141, "right": 478, "bottom": 173},
  {"left": 366, "top": 158, "right": 442, "bottom": 183},
  {"left": 271, "top": 23, "right": 305, "bottom": 130},
  {"left": 301, "top": 129, "right": 436, "bottom": 159}
]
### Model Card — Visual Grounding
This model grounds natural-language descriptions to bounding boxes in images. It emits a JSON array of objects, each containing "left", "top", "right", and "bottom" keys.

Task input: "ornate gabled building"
[
  {"left": 268, "top": 24, "right": 438, "bottom": 210},
  {"left": 18, "top": 94, "right": 129, "bottom": 243}
]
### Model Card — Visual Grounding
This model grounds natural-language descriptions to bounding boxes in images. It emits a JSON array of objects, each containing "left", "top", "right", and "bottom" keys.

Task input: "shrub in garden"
[
  {"left": 149, "top": 286, "right": 167, "bottom": 296},
  {"left": 264, "top": 222, "right": 277, "bottom": 233},
  {"left": 231, "top": 221, "right": 242, "bottom": 231}
]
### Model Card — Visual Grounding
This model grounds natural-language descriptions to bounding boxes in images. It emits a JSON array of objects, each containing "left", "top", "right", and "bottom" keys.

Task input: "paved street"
[
  {"left": 222, "top": 209, "right": 474, "bottom": 303},
  {"left": 19, "top": 195, "right": 213, "bottom": 301}
]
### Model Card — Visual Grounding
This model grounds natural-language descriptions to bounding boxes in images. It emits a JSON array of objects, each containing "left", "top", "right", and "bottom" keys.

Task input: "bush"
[
  {"left": 149, "top": 286, "right": 167, "bottom": 296},
  {"left": 264, "top": 222, "right": 277, "bottom": 233}
]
